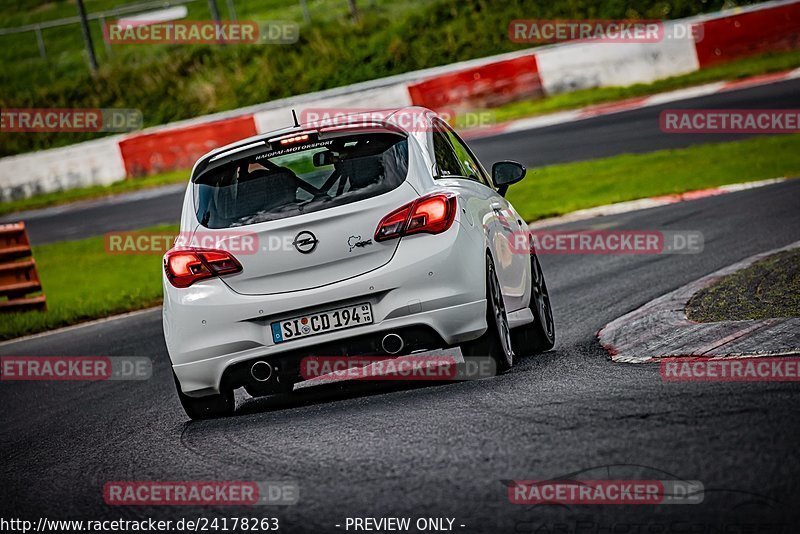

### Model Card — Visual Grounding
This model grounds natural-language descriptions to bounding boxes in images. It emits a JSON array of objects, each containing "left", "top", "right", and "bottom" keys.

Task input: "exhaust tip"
[
  {"left": 251, "top": 361, "right": 273, "bottom": 382},
  {"left": 381, "top": 333, "right": 404, "bottom": 355}
]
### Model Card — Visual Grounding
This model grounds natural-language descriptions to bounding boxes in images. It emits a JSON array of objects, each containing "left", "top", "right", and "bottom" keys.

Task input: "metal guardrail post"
[
  {"left": 225, "top": 0, "right": 237, "bottom": 21},
  {"left": 99, "top": 15, "right": 112, "bottom": 57},
  {"left": 0, "top": 0, "right": 201, "bottom": 63},
  {"left": 34, "top": 25, "right": 47, "bottom": 60},
  {"left": 76, "top": 0, "right": 99, "bottom": 73}
]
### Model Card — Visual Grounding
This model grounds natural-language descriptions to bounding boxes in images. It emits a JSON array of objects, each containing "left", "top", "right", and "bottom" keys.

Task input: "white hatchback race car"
[{"left": 162, "top": 107, "right": 555, "bottom": 419}]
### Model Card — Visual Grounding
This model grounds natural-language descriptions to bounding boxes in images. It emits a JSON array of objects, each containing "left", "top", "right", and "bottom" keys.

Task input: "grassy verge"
[
  {"left": 0, "top": 225, "right": 175, "bottom": 341},
  {"left": 483, "top": 49, "right": 800, "bottom": 124},
  {"left": 0, "top": 169, "right": 189, "bottom": 217},
  {"left": 2, "top": 134, "right": 799, "bottom": 341},
  {"left": 506, "top": 134, "right": 800, "bottom": 221},
  {"left": 687, "top": 248, "right": 800, "bottom": 322}
]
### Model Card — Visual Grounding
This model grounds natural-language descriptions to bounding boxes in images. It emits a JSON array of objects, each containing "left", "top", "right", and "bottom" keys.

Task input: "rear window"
[{"left": 193, "top": 132, "right": 409, "bottom": 229}]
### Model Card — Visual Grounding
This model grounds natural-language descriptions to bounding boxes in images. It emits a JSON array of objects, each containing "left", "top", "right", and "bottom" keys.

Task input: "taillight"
[
  {"left": 164, "top": 248, "right": 242, "bottom": 288},
  {"left": 374, "top": 193, "right": 457, "bottom": 242}
]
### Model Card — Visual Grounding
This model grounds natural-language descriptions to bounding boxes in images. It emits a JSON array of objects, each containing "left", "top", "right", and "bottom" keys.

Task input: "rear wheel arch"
[{"left": 461, "top": 251, "right": 514, "bottom": 373}]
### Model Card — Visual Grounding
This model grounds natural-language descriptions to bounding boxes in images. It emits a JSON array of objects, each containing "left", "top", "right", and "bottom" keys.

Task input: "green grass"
[
  {"left": 2, "top": 133, "right": 798, "bottom": 341},
  {"left": 483, "top": 49, "right": 800, "bottom": 124},
  {"left": 0, "top": 224, "right": 175, "bottom": 341},
  {"left": 0, "top": 0, "right": 751, "bottom": 158},
  {"left": 686, "top": 248, "right": 800, "bottom": 322},
  {"left": 506, "top": 134, "right": 800, "bottom": 221},
  {"left": 0, "top": 169, "right": 189, "bottom": 217}
]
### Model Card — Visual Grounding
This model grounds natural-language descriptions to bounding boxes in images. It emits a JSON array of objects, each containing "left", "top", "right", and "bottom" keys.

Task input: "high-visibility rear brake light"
[
  {"left": 374, "top": 193, "right": 457, "bottom": 242},
  {"left": 279, "top": 134, "right": 309, "bottom": 145},
  {"left": 164, "top": 248, "right": 242, "bottom": 288}
]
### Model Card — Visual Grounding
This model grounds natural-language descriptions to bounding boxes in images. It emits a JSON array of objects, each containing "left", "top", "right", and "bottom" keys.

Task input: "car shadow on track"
[
  {"left": 233, "top": 376, "right": 467, "bottom": 417},
  {"left": 212, "top": 348, "right": 558, "bottom": 421}
]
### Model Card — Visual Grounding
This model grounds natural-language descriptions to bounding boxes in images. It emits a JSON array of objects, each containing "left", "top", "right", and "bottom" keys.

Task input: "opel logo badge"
[{"left": 293, "top": 231, "right": 318, "bottom": 254}]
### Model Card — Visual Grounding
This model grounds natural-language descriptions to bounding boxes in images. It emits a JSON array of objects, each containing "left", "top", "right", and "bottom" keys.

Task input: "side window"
[
  {"left": 432, "top": 125, "right": 464, "bottom": 177},
  {"left": 444, "top": 126, "right": 491, "bottom": 187}
]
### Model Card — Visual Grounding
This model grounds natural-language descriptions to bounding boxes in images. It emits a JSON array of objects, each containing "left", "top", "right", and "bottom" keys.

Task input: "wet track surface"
[
  {"left": 2, "top": 180, "right": 800, "bottom": 530},
  {"left": 6, "top": 77, "right": 800, "bottom": 246}
]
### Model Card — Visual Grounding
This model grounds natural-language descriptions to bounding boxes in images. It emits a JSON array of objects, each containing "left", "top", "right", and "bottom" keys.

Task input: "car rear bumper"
[{"left": 164, "top": 222, "right": 487, "bottom": 395}]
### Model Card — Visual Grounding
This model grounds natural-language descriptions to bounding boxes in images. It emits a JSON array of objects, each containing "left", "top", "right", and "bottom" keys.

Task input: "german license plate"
[{"left": 271, "top": 303, "right": 373, "bottom": 344}]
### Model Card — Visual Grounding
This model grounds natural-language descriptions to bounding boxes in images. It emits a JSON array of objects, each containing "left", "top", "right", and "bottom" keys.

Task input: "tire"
[
  {"left": 512, "top": 249, "right": 556, "bottom": 356},
  {"left": 173, "top": 372, "right": 234, "bottom": 420},
  {"left": 461, "top": 255, "right": 515, "bottom": 373}
]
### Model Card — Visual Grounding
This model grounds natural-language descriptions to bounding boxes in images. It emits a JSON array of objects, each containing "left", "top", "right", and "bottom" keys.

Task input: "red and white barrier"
[
  {"left": 1, "top": 0, "right": 798, "bottom": 200},
  {"left": 406, "top": 1, "right": 799, "bottom": 108},
  {"left": 534, "top": 33, "right": 699, "bottom": 95},
  {"left": 0, "top": 136, "right": 126, "bottom": 202},
  {"left": 459, "top": 67, "right": 800, "bottom": 139},
  {"left": 693, "top": 1, "right": 800, "bottom": 67},
  {"left": 407, "top": 55, "right": 541, "bottom": 111},
  {"left": 118, "top": 115, "right": 257, "bottom": 177}
]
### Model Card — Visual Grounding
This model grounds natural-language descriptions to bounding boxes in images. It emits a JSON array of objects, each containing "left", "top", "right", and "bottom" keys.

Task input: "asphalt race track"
[
  {"left": 5, "top": 77, "right": 800, "bottom": 246},
  {"left": 2, "top": 179, "right": 799, "bottom": 530}
]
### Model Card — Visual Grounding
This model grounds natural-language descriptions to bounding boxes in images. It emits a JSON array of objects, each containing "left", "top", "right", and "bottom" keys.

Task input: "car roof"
[{"left": 191, "top": 106, "right": 437, "bottom": 178}]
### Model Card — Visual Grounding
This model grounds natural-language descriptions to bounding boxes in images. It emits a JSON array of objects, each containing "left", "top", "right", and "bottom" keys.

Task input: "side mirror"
[
  {"left": 492, "top": 161, "right": 526, "bottom": 186},
  {"left": 491, "top": 161, "right": 526, "bottom": 195}
]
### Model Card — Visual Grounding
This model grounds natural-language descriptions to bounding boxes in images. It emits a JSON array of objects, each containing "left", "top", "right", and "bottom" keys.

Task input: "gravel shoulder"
[
  {"left": 599, "top": 240, "right": 800, "bottom": 363},
  {"left": 687, "top": 248, "right": 800, "bottom": 322}
]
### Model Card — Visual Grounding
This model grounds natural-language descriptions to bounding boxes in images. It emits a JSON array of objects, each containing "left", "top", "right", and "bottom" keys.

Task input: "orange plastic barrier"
[{"left": 0, "top": 223, "right": 46, "bottom": 313}]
